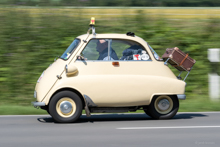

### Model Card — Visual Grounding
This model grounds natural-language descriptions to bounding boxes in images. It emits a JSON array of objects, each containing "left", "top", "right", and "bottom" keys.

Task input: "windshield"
[
  {"left": 60, "top": 39, "right": 80, "bottom": 60},
  {"left": 148, "top": 43, "right": 162, "bottom": 61}
]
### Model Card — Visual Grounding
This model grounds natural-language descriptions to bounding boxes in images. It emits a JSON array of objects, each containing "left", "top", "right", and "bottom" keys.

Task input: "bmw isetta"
[{"left": 32, "top": 18, "right": 187, "bottom": 123}]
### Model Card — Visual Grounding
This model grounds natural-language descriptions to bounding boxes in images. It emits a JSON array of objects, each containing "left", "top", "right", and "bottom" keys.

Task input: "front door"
[{"left": 73, "top": 38, "right": 154, "bottom": 107}]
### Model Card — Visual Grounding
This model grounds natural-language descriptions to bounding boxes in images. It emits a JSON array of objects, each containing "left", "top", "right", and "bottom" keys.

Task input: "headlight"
[{"left": 34, "top": 90, "right": 37, "bottom": 98}]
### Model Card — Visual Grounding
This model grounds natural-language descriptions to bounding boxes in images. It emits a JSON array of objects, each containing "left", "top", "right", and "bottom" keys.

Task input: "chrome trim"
[
  {"left": 59, "top": 38, "right": 81, "bottom": 61},
  {"left": 34, "top": 91, "right": 37, "bottom": 99},
  {"left": 108, "top": 40, "right": 110, "bottom": 60},
  {"left": 184, "top": 70, "right": 191, "bottom": 81},
  {"left": 177, "top": 94, "right": 186, "bottom": 100},
  {"left": 32, "top": 101, "right": 46, "bottom": 106},
  {"left": 87, "top": 27, "right": 92, "bottom": 34},
  {"left": 60, "top": 101, "right": 73, "bottom": 114},
  {"left": 178, "top": 71, "right": 183, "bottom": 77},
  {"left": 158, "top": 99, "right": 170, "bottom": 111},
  {"left": 87, "top": 26, "right": 96, "bottom": 38},
  {"left": 92, "top": 26, "right": 96, "bottom": 38},
  {"left": 57, "top": 75, "right": 62, "bottom": 79},
  {"left": 164, "top": 58, "right": 169, "bottom": 65},
  {"left": 65, "top": 64, "right": 68, "bottom": 73}
]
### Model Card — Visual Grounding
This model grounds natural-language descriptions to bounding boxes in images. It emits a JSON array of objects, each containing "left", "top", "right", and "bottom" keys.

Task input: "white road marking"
[
  {"left": 0, "top": 115, "right": 50, "bottom": 117},
  {"left": 117, "top": 126, "right": 220, "bottom": 130},
  {"left": 177, "top": 111, "right": 220, "bottom": 114}
]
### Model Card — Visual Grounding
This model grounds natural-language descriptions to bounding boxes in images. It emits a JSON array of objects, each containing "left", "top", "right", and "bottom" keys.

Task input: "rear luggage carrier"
[{"left": 162, "top": 47, "right": 196, "bottom": 81}]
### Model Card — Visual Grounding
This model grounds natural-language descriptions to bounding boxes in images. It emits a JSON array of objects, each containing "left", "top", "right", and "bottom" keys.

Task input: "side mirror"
[
  {"left": 65, "top": 64, "right": 78, "bottom": 77},
  {"left": 77, "top": 55, "right": 85, "bottom": 60}
]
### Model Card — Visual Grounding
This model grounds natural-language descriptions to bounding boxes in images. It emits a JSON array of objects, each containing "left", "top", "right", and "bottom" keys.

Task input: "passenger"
[
  {"left": 96, "top": 40, "right": 118, "bottom": 60},
  {"left": 120, "top": 45, "right": 143, "bottom": 60}
]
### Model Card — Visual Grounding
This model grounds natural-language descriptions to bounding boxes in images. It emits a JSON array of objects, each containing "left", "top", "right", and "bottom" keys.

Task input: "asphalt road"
[{"left": 0, "top": 112, "right": 220, "bottom": 147}]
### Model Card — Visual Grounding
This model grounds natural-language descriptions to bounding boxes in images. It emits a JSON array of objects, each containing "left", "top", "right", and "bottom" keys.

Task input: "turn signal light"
[{"left": 112, "top": 62, "right": 119, "bottom": 66}]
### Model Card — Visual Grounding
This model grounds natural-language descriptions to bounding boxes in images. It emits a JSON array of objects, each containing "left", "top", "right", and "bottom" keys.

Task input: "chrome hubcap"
[
  {"left": 157, "top": 99, "right": 170, "bottom": 111},
  {"left": 60, "top": 101, "right": 73, "bottom": 114},
  {"left": 154, "top": 96, "right": 173, "bottom": 114}
]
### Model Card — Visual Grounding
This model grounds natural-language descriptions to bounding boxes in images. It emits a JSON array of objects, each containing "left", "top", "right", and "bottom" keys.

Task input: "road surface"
[{"left": 0, "top": 112, "right": 220, "bottom": 147}]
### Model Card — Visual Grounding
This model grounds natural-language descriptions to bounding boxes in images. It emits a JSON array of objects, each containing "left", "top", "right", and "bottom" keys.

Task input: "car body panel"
[
  {"left": 35, "top": 59, "right": 65, "bottom": 102},
  {"left": 35, "top": 33, "right": 186, "bottom": 108}
]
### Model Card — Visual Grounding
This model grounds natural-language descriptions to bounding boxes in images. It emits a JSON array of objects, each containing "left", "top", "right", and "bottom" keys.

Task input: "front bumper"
[
  {"left": 32, "top": 101, "right": 46, "bottom": 107},
  {"left": 177, "top": 94, "right": 186, "bottom": 100}
]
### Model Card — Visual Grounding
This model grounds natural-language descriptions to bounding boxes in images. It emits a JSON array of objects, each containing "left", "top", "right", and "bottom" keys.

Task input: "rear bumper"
[
  {"left": 32, "top": 101, "right": 46, "bottom": 107},
  {"left": 177, "top": 94, "right": 186, "bottom": 100}
]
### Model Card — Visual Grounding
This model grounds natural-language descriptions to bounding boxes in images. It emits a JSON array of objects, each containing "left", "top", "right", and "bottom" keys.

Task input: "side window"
[
  {"left": 112, "top": 40, "right": 151, "bottom": 61},
  {"left": 81, "top": 39, "right": 119, "bottom": 61},
  {"left": 80, "top": 39, "right": 150, "bottom": 61},
  {"left": 81, "top": 40, "right": 99, "bottom": 60}
]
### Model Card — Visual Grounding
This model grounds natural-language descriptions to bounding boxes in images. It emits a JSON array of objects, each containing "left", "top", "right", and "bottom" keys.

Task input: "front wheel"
[
  {"left": 147, "top": 95, "right": 179, "bottom": 119},
  {"left": 49, "top": 91, "right": 82, "bottom": 123}
]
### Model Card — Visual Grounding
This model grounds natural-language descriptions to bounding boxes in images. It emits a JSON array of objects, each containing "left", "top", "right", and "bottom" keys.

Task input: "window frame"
[
  {"left": 60, "top": 38, "right": 81, "bottom": 61},
  {"left": 77, "top": 38, "right": 153, "bottom": 62}
]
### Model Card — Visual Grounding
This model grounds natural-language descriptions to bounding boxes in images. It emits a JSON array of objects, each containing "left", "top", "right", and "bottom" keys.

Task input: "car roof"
[
  {"left": 77, "top": 33, "right": 144, "bottom": 41},
  {"left": 77, "top": 33, "right": 148, "bottom": 47}
]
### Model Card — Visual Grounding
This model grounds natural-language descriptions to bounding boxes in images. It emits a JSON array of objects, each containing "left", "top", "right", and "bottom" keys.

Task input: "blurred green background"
[
  {"left": 0, "top": 0, "right": 220, "bottom": 114},
  {"left": 1, "top": 0, "right": 220, "bottom": 7}
]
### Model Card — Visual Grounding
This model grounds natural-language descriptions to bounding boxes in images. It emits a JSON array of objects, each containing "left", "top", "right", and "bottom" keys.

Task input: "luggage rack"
[{"left": 164, "top": 58, "right": 193, "bottom": 81}]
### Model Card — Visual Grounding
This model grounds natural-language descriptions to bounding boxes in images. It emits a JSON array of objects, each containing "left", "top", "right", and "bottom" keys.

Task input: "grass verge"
[
  {"left": 179, "top": 95, "right": 220, "bottom": 112},
  {"left": 0, "top": 105, "right": 47, "bottom": 115}
]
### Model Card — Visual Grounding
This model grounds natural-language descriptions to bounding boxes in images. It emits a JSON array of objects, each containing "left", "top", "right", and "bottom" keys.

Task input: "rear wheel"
[
  {"left": 147, "top": 95, "right": 179, "bottom": 119},
  {"left": 49, "top": 91, "right": 82, "bottom": 123}
]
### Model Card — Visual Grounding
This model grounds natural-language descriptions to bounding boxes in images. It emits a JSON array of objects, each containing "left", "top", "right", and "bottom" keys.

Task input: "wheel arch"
[
  {"left": 48, "top": 87, "right": 85, "bottom": 109},
  {"left": 149, "top": 94, "right": 178, "bottom": 105}
]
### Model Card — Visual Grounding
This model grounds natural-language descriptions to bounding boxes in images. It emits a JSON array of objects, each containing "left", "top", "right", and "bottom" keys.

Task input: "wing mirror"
[
  {"left": 77, "top": 55, "right": 85, "bottom": 60},
  {"left": 65, "top": 64, "right": 78, "bottom": 77}
]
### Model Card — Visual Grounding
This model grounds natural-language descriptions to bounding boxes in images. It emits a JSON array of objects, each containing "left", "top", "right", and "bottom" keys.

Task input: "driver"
[{"left": 96, "top": 39, "right": 118, "bottom": 60}]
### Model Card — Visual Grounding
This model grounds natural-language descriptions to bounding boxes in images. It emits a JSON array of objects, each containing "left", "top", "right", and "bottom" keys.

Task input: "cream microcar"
[{"left": 32, "top": 18, "right": 186, "bottom": 123}]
